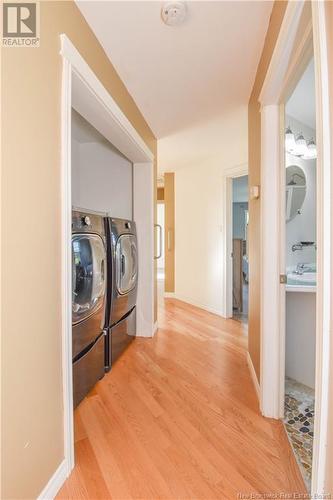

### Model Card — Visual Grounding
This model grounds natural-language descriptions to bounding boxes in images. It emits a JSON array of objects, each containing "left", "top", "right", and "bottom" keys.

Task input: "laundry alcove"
[{"left": 60, "top": 34, "right": 155, "bottom": 477}]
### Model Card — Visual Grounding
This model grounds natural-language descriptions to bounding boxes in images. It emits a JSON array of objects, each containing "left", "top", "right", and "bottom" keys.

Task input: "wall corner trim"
[
  {"left": 246, "top": 352, "right": 260, "bottom": 400},
  {"left": 37, "top": 460, "right": 68, "bottom": 500}
]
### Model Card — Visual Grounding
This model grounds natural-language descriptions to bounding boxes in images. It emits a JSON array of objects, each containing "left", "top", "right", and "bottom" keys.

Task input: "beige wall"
[
  {"left": 175, "top": 106, "right": 248, "bottom": 314},
  {"left": 1, "top": 2, "right": 156, "bottom": 498},
  {"left": 248, "top": 1, "right": 288, "bottom": 379}
]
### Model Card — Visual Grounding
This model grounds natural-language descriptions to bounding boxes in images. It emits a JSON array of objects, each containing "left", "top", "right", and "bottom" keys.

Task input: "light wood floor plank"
[{"left": 57, "top": 298, "right": 306, "bottom": 499}]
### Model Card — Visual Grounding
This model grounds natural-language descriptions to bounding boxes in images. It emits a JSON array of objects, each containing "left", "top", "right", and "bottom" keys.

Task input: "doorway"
[
  {"left": 283, "top": 57, "right": 317, "bottom": 492},
  {"left": 155, "top": 173, "right": 175, "bottom": 302},
  {"left": 258, "top": 1, "right": 332, "bottom": 495},
  {"left": 156, "top": 200, "right": 165, "bottom": 298},
  {"left": 232, "top": 175, "right": 249, "bottom": 325}
]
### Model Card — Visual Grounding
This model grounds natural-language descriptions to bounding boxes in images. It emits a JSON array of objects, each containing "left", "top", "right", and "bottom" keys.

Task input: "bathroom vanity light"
[
  {"left": 285, "top": 126, "right": 296, "bottom": 152},
  {"left": 285, "top": 127, "right": 317, "bottom": 160},
  {"left": 303, "top": 138, "right": 317, "bottom": 159},
  {"left": 294, "top": 133, "right": 308, "bottom": 156}
]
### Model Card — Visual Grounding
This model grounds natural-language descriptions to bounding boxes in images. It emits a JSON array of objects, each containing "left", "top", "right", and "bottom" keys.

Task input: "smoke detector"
[{"left": 161, "top": 2, "right": 187, "bottom": 26}]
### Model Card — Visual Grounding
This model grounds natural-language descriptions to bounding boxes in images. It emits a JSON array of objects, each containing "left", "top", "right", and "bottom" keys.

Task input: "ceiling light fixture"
[{"left": 161, "top": 1, "right": 187, "bottom": 26}]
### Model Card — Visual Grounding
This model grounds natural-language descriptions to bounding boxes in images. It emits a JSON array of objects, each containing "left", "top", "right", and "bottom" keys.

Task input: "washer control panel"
[
  {"left": 82, "top": 215, "right": 91, "bottom": 226},
  {"left": 72, "top": 210, "right": 105, "bottom": 235}
]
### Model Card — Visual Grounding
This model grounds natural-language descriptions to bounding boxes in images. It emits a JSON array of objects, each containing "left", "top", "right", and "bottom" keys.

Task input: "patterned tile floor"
[{"left": 284, "top": 377, "right": 315, "bottom": 492}]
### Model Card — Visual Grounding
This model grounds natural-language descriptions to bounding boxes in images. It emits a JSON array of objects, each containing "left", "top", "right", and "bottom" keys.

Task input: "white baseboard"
[
  {"left": 173, "top": 294, "right": 225, "bottom": 318},
  {"left": 38, "top": 459, "right": 68, "bottom": 500},
  {"left": 164, "top": 292, "right": 175, "bottom": 298},
  {"left": 246, "top": 351, "right": 260, "bottom": 400}
]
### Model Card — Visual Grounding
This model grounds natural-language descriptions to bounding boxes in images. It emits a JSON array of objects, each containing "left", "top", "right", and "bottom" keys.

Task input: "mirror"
[{"left": 286, "top": 165, "right": 306, "bottom": 222}]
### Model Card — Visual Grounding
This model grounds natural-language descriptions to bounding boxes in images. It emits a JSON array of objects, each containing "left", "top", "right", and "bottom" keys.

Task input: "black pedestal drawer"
[
  {"left": 73, "top": 333, "right": 105, "bottom": 408},
  {"left": 110, "top": 307, "right": 136, "bottom": 366}
]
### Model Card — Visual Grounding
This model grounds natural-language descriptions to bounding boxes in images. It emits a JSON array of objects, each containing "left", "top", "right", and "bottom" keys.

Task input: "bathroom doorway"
[
  {"left": 258, "top": 2, "right": 332, "bottom": 494},
  {"left": 232, "top": 175, "right": 249, "bottom": 326},
  {"left": 283, "top": 57, "right": 317, "bottom": 491}
]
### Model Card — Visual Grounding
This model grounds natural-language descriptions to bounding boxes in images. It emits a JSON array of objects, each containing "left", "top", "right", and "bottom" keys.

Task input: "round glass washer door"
[
  {"left": 115, "top": 234, "right": 138, "bottom": 295},
  {"left": 72, "top": 234, "right": 106, "bottom": 324}
]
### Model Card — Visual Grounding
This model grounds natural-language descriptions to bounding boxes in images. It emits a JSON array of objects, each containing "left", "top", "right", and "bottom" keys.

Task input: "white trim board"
[
  {"left": 311, "top": 2, "right": 332, "bottom": 495},
  {"left": 37, "top": 460, "right": 68, "bottom": 500},
  {"left": 60, "top": 48, "right": 75, "bottom": 478},
  {"left": 260, "top": 104, "right": 283, "bottom": 419},
  {"left": 60, "top": 35, "right": 153, "bottom": 164},
  {"left": 259, "top": 1, "right": 305, "bottom": 105},
  {"left": 59, "top": 34, "right": 155, "bottom": 498},
  {"left": 133, "top": 162, "right": 155, "bottom": 338}
]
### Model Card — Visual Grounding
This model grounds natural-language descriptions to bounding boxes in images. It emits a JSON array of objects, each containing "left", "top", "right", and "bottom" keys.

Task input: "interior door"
[
  {"left": 116, "top": 234, "right": 137, "bottom": 294},
  {"left": 72, "top": 234, "right": 106, "bottom": 324}
]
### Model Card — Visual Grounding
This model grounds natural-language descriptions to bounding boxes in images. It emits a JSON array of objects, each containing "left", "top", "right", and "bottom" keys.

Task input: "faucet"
[
  {"left": 295, "top": 263, "right": 312, "bottom": 275},
  {"left": 295, "top": 263, "right": 305, "bottom": 275},
  {"left": 292, "top": 243, "right": 303, "bottom": 252}
]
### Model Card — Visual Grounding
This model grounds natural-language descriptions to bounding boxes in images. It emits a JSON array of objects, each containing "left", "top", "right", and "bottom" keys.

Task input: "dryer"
[
  {"left": 105, "top": 217, "right": 138, "bottom": 369},
  {"left": 72, "top": 209, "right": 107, "bottom": 407}
]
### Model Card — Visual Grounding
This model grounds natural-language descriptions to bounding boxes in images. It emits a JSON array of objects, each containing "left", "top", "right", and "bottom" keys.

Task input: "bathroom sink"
[{"left": 287, "top": 272, "right": 317, "bottom": 286}]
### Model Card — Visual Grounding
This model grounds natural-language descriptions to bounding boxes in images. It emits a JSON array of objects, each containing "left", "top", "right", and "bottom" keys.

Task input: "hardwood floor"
[{"left": 57, "top": 298, "right": 306, "bottom": 499}]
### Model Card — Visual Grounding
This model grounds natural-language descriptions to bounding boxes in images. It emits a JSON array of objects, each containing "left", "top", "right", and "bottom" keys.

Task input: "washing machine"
[{"left": 72, "top": 209, "right": 107, "bottom": 407}]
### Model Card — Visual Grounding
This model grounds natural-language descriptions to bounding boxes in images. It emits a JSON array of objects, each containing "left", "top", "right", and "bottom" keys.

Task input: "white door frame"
[
  {"left": 259, "top": 1, "right": 332, "bottom": 495},
  {"left": 222, "top": 163, "right": 248, "bottom": 318},
  {"left": 60, "top": 35, "right": 155, "bottom": 478}
]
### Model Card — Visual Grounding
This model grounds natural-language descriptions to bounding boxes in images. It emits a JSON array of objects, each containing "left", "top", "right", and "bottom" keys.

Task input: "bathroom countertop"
[{"left": 286, "top": 285, "right": 316, "bottom": 293}]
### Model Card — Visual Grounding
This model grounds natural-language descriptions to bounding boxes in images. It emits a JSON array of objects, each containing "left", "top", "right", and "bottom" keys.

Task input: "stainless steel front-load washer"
[{"left": 72, "top": 209, "right": 107, "bottom": 407}]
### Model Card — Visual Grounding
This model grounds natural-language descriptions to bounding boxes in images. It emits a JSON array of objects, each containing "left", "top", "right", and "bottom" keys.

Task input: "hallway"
[{"left": 58, "top": 299, "right": 306, "bottom": 499}]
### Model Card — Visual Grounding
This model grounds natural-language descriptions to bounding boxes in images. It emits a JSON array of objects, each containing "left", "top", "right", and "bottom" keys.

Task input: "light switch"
[{"left": 250, "top": 185, "right": 260, "bottom": 200}]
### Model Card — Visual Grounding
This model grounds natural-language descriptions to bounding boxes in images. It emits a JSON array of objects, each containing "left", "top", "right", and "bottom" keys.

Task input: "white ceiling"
[
  {"left": 286, "top": 59, "right": 316, "bottom": 130},
  {"left": 76, "top": 1, "right": 273, "bottom": 142},
  {"left": 158, "top": 104, "right": 248, "bottom": 171}
]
